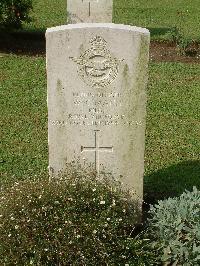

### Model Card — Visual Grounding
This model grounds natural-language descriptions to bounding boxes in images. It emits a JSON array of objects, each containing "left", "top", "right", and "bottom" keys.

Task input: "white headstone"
[
  {"left": 67, "top": 0, "right": 113, "bottom": 23},
  {"left": 46, "top": 23, "right": 150, "bottom": 207}
]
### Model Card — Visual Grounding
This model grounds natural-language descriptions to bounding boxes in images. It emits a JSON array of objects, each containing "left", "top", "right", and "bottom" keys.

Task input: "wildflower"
[
  {"left": 93, "top": 230, "right": 97, "bottom": 234},
  {"left": 107, "top": 217, "right": 111, "bottom": 221},
  {"left": 119, "top": 218, "right": 122, "bottom": 222},
  {"left": 38, "top": 195, "right": 42, "bottom": 199},
  {"left": 44, "top": 248, "right": 48, "bottom": 252},
  {"left": 10, "top": 216, "right": 15, "bottom": 221},
  {"left": 100, "top": 200, "right": 105, "bottom": 205},
  {"left": 8, "top": 233, "right": 11, "bottom": 237},
  {"left": 67, "top": 198, "right": 73, "bottom": 201},
  {"left": 15, "top": 225, "right": 19, "bottom": 229},
  {"left": 92, "top": 188, "right": 96, "bottom": 192}
]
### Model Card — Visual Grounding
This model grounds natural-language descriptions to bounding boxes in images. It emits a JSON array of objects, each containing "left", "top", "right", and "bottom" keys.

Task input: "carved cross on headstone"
[
  {"left": 67, "top": 0, "right": 113, "bottom": 23},
  {"left": 81, "top": 130, "right": 113, "bottom": 174}
]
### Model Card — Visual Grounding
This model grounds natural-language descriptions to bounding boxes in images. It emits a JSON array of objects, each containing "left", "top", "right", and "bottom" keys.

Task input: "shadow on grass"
[
  {"left": 0, "top": 30, "right": 45, "bottom": 56},
  {"left": 144, "top": 160, "right": 200, "bottom": 205},
  {"left": 148, "top": 27, "right": 174, "bottom": 38}
]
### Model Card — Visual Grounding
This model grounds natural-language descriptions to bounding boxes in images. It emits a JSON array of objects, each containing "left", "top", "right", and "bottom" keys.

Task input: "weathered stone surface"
[
  {"left": 46, "top": 23, "right": 150, "bottom": 206},
  {"left": 67, "top": 0, "right": 113, "bottom": 23}
]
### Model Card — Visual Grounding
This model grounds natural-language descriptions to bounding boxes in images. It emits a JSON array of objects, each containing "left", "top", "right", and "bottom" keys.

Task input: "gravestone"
[
  {"left": 46, "top": 23, "right": 150, "bottom": 207},
  {"left": 67, "top": 0, "right": 113, "bottom": 23}
]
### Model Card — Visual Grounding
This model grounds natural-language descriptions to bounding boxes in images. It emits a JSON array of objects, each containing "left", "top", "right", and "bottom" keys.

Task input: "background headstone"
[
  {"left": 46, "top": 23, "right": 150, "bottom": 207},
  {"left": 67, "top": 0, "right": 113, "bottom": 23}
]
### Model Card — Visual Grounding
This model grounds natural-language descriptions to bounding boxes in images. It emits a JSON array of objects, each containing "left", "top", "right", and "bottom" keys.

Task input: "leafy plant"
[
  {"left": 0, "top": 163, "right": 159, "bottom": 265},
  {"left": 169, "top": 26, "right": 192, "bottom": 55},
  {"left": 169, "top": 10, "right": 193, "bottom": 55},
  {"left": 0, "top": 0, "right": 32, "bottom": 29},
  {"left": 148, "top": 187, "right": 200, "bottom": 266}
]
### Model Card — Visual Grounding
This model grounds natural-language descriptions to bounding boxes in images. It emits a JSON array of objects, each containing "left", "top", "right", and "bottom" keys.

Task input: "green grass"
[
  {"left": 24, "top": 0, "right": 67, "bottom": 32},
  {"left": 114, "top": 0, "right": 200, "bottom": 41},
  {"left": 23, "top": 0, "right": 200, "bottom": 41},
  {"left": 0, "top": 55, "right": 48, "bottom": 181},
  {"left": 145, "top": 62, "right": 200, "bottom": 201},
  {"left": 0, "top": 55, "right": 199, "bottom": 201}
]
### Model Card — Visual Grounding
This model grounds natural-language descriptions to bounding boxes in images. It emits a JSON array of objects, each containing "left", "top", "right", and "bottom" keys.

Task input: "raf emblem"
[{"left": 70, "top": 36, "right": 121, "bottom": 88}]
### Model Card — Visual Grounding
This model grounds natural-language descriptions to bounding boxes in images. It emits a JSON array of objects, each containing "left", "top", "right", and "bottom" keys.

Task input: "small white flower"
[
  {"left": 112, "top": 199, "right": 116, "bottom": 206},
  {"left": 15, "top": 225, "right": 19, "bottom": 229},
  {"left": 76, "top": 235, "right": 81, "bottom": 238},
  {"left": 44, "top": 248, "right": 48, "bottom": 252},
  {"left": 119, "top": 218, "right": 122, "bottom": 222},
  {"left": 107, "top": 218, "right": 110, "bottom": 221},
  {"left": 93, "top": 230, "right": 97, "bottom": 234},
  {"left": 8, "top": 233, "right": 11, "bottom": 237},
  {"left": 92, "top": 188, "right": 96, "bottom": 192},
  {"left": 58, "top": 228, "right": 62, "bottom": 232},
  {"left": 67, "top": 198, "right": 73, "bottom": 201},
  {"left": 10, "top": 216, "right": 15, "bottom": 221},
  {"left": 38, "top": 195, "right": 42, "bottom": 199},
  {"left": 100, "top": 200, "right": 105, "bottom": 205}
]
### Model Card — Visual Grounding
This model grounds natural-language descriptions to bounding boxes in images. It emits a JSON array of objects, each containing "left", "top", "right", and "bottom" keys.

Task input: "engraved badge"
[{"left": 70, "top": 36, "right": 120, "bottom": 88}]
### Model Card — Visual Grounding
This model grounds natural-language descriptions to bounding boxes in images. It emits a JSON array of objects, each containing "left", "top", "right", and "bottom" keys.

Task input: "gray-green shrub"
[
  {"left": 148, "top": 187, "right": 200, "bottom": 266},
  {"left": 0, "top": 0, "right": 32, "bottom": 29},
  {"left": 0, "top": 164, "right": 159, "bottom": 265}
]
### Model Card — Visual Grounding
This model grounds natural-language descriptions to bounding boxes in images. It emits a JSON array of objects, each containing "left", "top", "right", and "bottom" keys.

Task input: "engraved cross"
[
  {"left": 81, "top": 130, "right": 113, "bottom": 174},
  {"left": 81, "top": 0, "right": 92, "bottom": 17}
]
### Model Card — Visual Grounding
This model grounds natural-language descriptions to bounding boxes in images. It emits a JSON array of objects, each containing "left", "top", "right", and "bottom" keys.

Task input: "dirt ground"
[{"left": 0, "top": 31, "right": 199, "bottom": 63}]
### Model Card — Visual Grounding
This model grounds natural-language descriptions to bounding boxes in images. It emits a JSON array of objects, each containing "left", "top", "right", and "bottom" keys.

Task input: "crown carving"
[{"left": 90, "top": 36, "right": 107, "bottom": 49}]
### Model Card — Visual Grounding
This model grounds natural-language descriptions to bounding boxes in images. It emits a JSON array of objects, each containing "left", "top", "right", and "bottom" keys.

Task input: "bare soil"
[{"left": 150, "top": 41, "right": 200, "bottom": 63}]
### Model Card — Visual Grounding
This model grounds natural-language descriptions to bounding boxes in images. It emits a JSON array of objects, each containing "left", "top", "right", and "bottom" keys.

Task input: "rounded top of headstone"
[{"left": 46, "top": 23, "right": 150, "bottom": 36}]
